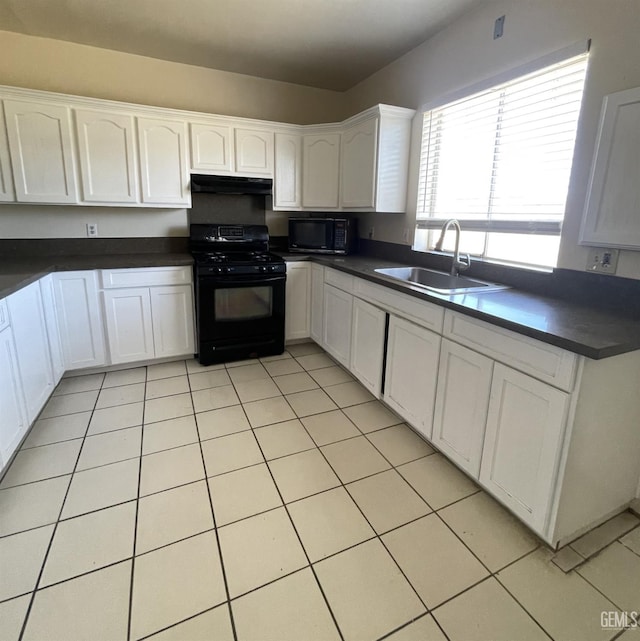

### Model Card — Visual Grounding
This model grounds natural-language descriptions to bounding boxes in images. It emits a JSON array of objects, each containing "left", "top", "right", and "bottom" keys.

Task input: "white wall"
[
  {"left": 0, "top": 31, "right": 345, "bottom": 125},
  {"left": 345, "top": 0, "right": 640, "bottom": 280}
]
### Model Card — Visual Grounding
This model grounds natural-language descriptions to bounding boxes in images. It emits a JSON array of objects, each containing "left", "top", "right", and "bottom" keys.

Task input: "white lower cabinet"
[
  {"left": 7, "top": 281, "right": 55, "bottom": 423},
  {"left": 101, "top": 268, "right": 195, "bottom": 364},
  {"left": 149, "top": 286, "right": 195, "bottom": 358},
  {"left": 39, "top": 275, "right": 65, "bottom": 384},
  {"left": 285, "top": 262, "right": 310, "bottom": 341},
  {"left": 0, "top": 325, "right": 28, "bottom": 467},
  {"left": 53, "top": 271, "right": 107, "bottom": 370},
  {"left": 350, "top": 298, "right": 386, "bottom": 397},
  {"left": 310, "top": 263, "right": 324, "bottom": 345},
  {"left": 314, "top": 266, "right": 640, "bottom": 546},
  {"left": 383, "top": 314, "right": 440, "bottom": 438},
  {"left": 432, "top": 340, "right": 493, "bottom": 477},
  {"left": 103, "top": 288, "right": 156, "bottom": 364},
  {"left": 322, "top": 283, "right": 353, "bottom": 367},
  {"left": 480, "top": 364, "right": 569, "bottom": 533}
]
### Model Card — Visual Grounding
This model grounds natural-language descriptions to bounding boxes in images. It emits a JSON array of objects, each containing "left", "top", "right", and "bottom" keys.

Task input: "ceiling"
[{"left": 0, "top": 0, "right": 482, "bottom": 91}]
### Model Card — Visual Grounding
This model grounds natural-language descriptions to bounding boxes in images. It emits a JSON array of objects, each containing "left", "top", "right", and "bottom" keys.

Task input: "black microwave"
[{"left": 288, "top": 218, "right": 358, "bottom": 255}]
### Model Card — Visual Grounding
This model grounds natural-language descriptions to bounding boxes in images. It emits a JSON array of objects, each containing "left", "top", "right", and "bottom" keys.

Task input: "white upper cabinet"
[
  {"left": 234, "top": 128, "right": 274, "bottom": 176},
  {"left": 340, "top": 116, "right": 378, "bottom": 209},
  {"left": 580, "top": 86, "right": 640, "bottom": 248},
  {"left": 189, "top": 122, "right": 233, "bottom": 173},
  {"left": 339, "top": 106, "right": 414, "bottom": 212},
  {"left": 0, "top": 102, "right": 15, "bottom": 201},
  {"left": 274, "top": 132, "right": 302, "bottom": 210},
  {"left": 302, "top": 132, "right": 341, "bottom": 208},
  {"left": 137, "top": 116, "right": 190, "bottom": 206},
  {"left": 75, "top": 108, "right": 138, "bottom": 203},
  {"left": 4, "top": 99, "right": 78, "bottom": 203}
]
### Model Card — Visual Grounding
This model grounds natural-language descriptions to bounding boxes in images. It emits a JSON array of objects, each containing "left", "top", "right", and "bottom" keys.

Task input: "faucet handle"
[{"left": 456, "top": 253, "right": 471, "bottom": 272}]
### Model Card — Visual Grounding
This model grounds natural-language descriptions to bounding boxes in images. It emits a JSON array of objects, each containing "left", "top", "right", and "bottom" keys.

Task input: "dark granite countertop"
[
  {"left": 2, "top": 246, "right": 639, "bottom": 360},
  {"left": 278, "top": 254, "right": 640, "bottom": 360},
  {"left": 0, "top": 253, "right": 193, "bottom": 300}
]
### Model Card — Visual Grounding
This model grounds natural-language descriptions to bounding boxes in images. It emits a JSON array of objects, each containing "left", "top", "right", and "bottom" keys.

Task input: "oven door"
[{"left": 195, "top": 273, "right": 286, "bottom": 363}]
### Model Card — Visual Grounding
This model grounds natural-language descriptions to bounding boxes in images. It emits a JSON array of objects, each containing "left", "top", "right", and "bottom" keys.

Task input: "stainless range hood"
[{"left": 190, "top": 174, "right": 273, "bottom": 195}]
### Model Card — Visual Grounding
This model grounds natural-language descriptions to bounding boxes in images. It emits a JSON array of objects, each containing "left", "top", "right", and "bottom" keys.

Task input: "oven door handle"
[{"left": 204, "top": 275, "right": 286, "bottom": 285}]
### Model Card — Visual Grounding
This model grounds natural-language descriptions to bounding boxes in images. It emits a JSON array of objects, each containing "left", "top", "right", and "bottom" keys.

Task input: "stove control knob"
[
  {"left": 216, "top": 267, "right": 223, "bottom": 273},
  {"left": 260, "top": 266, "right": 268, "bottom": 273}
]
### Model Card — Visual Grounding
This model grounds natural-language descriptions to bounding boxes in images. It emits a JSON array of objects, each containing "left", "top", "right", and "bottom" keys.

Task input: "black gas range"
[{"left": 190, "top": 224, "right": 286, "bottom": 365}]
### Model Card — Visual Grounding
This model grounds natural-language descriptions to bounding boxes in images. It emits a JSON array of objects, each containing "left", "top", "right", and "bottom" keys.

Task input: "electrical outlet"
[
  {"left": 586, "top": 247, "right": 619, "bottom": 274},
  {"left": 494, "top": 15, "right": 505, "bottom": 39},
  {"left": 86, "top": 223, "right": 98, "bottom": 238},
  {"left": 368, "top": 227, "right": 375, "bottom": 240},
  {"left": 402, "top": 227, "right": 411, "bottom": 243}
]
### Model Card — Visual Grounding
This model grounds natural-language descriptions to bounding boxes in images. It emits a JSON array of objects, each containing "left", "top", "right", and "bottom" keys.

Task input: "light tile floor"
[{"left": 1, "top": 342, "right": 639, "bottom": 641}]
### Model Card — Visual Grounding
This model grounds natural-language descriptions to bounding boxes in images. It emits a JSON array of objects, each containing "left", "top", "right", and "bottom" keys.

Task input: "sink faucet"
[{"left": 433, "top": 219, "right": 471, "bottom": 277}]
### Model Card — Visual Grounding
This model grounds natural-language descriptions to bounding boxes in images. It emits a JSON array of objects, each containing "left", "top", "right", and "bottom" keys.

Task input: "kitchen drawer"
[
  {"left": 101, "top": 266, "right": 192, "bottom": 289},
  {"left": 444, "top": 311, "right": 578, "bottom": 391},
  {"left": 324, "top": 267, "right": 354, "bottom": 293},
  {"left": 0, "top": 298, "right": 8, "bottom": 331},
  {"left": 354, "top": 278, "right": 444, "bottom": 333}
]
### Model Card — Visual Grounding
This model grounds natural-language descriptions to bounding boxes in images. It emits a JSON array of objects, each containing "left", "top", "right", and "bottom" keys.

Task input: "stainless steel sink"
[{"left": 374, "top": 267, "right": 508, "bottom": 294}]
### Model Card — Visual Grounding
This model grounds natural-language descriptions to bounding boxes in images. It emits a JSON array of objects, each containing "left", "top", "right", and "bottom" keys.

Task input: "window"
[{"left": 415, "top": 49, "right": 589, "bottom": 269}]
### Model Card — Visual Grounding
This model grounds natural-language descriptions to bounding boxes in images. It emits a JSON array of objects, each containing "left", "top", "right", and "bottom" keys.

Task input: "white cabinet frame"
[{"left": 580, "top": 85, "right": 640, "bottom": 248}]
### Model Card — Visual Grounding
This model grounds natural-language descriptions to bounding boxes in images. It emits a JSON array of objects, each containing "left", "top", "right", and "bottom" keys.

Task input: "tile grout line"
[
  {"left": 273, "top": 350, "right": 561, "bottom": 639},
  {"left": 6, "top": 350, "right": 638, "bottom": 640},
  {"left": 231, "top": 376, "right": 347, "bottom": 641},
  {"left": 17, "top": 371, "right": 106, "bottom": 641},
  {"left": 126, "top": 365, "right": 148, "bottom": 641},
  {"left": 188, "top": 363, "right": 240, "bottom": 641}
]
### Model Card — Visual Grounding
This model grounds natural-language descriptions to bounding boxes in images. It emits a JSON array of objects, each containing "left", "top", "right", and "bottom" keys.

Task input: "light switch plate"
[{"left": 586, "top": 247, "right": 619, "bottom": 274}]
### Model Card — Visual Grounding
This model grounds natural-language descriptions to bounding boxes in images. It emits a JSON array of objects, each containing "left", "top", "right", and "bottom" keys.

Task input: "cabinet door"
[
  {"left": 285, "top": 262, "right": 310, "bottom": 341},
  {"left": 75, "top": 109, "right": 138, "bottom": 203},
  {"left": 103, "top": 288, "right": 155, "bottom": 364},
  {"left": 322, "top": 283, "right": 352, "bottom": 367},
  {"left": 150, "top": 285, "right": 195, "bottom": 358},
  {"left": 190, "top": 122, "right": 233, "bottom": 173},
  {"left": 274, "top": 132, "right": 302, "bottom": 209},
  {"left": 4, "top": 99, "right": 78, "bottom": 203},
  {"left": 383, "top": 315, "right": 440, "bottom": 438},
  {"left": 580, "top": 86, "right": 640, "bottom": 248},
  {"left": 480, "top": 363, "right": 569, "bottom": 532},
  {"left": 340, "top": 117, "right": 378, "bottom": 209},
  {"left": 0, "top": 102, "right": 15, "bottom": 201},
  {"left": 39, "top": 275, "right": 65, "bottom": 384},
  {"left": 432, "top": 340, "right": 493, "bottom": 477},
  {"left": 350, "top": 298, "right": 386, "bottom": 397},
  {"left": 302, "top": 133, "right": 340, "bottom": 208},
  {"left": 7, "top": 281, "right": 54, "bottom": 423},
  {"left": 53, "top": 271, "right": 106, "bottom": 370},
  {"left": 310, "top": 263, "right": 324, "bottom": 345},
  {"left": 0, "top": 326, "right": 28, "bottom": 467},
  {"left": 234, "top": 128, "right": 274, "bottom": 176},
  {"left": 137, "top": 117, "right": 190, "bottom": 205}
]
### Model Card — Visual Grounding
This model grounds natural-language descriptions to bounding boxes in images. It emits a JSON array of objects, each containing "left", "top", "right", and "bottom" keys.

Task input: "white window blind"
[{"left": 415, "top": 52, "right": 589, "bottom": 267}]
